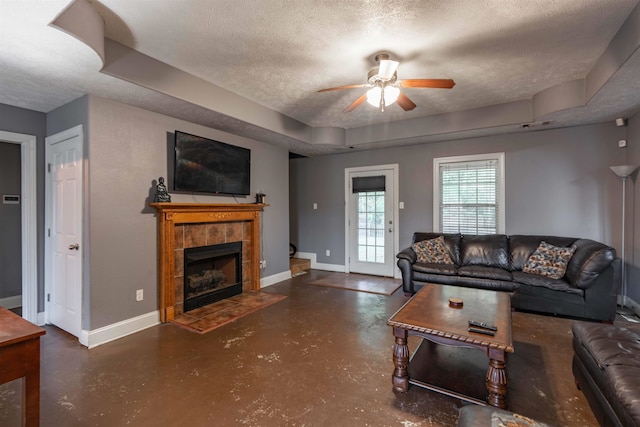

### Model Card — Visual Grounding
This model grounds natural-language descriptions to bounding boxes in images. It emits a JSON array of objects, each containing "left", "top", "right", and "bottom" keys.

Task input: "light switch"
[
  {"left": 399, "top": 202, "right": 404, "bottom": 209},
  {"left": 313, "top": 203, "right": 318, "bottom": 210}
]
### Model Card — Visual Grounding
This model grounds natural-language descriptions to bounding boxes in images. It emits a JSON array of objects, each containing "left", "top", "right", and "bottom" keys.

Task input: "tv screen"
[{"left": 174, "top": 131, "right": 251, "bottom": 196}]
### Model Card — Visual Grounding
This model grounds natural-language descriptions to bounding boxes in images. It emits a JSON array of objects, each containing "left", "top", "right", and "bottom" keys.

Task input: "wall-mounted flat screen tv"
[{"left": 174, "top": 131, "right": 251, "bottom": 196}]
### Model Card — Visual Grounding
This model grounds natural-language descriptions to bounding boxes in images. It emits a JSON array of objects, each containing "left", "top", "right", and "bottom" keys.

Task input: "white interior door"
[
  {"left": 46, "top": 125, "right": 83, "bottom": 338},
  {"left": 346, "top": 165, "right": 398, "bottom": 277}
]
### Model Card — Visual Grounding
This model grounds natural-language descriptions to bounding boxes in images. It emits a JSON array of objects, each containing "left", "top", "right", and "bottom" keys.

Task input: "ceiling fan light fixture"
[
  {"left": 366, "top": 85, "right": 400, "bottom": 108},
  {"left": 377, "top": 59, "right": 399, "bottom": 80},
  {"left": 318, "top": 53, "right": 454, "bottom": 113}
]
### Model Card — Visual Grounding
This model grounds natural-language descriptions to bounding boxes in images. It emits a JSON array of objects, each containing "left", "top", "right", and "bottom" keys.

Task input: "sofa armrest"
[
  {"left": 396, "top": 248, "right": 417, "bottom": 294},
  {"left": 396, "top": 247, "right": 417, "bottom": 264},
  {"left": 566, "top": 239, "right": 617, "bottom": 289},
  {"left": 582, "top": 261, "right": 619, "bottom": 321}
]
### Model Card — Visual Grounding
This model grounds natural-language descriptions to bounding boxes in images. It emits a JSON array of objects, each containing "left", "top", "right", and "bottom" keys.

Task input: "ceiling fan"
[{"left": 317, "top": 53, "right": 455, "bottom": 113}]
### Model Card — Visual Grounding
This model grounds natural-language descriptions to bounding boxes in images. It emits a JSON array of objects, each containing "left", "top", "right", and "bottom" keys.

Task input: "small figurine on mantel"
[{"left": 154, "top": 177, "right": 171, "bottom": 202}]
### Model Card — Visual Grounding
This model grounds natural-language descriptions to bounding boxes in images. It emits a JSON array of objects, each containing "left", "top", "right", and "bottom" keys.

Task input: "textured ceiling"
[{"left": 1, "top": 0, "right": 640, "bottom": 156}]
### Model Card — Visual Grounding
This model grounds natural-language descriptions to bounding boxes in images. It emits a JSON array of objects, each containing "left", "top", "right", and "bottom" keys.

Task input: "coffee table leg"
[
  {"left": 486, "top": 348, "right": 508, "bottom": 409},
  {"left": 392, "top": 327, "right": 409, "bottom": 392}
]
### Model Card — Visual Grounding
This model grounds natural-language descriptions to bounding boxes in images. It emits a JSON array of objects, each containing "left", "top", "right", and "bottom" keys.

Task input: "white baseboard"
[
  {"left": 296, "top": 252, "right": 316, "bottom": 264},
  {"left": 296, "top": 252, "right": 345, "bottom": 273},
  {"left": 296, "top": 252, "right": 399, "bottom": 277},
  {"left": 0, "top": 295, "right": 22, "bottom": 309},
  {"left": 314, "top": 262, "right": 346, "bottom": 272},
  {"left": 261, "top": 270, "right": 292, "bottom": 288},
  {"left": 79, "top": 311, "right": 160, "bottom": 349}
]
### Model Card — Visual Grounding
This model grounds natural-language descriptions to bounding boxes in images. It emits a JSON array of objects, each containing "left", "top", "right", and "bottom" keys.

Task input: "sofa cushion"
[
  {"left": 458, "top": 265, "right": 512, "bottom": 281},
  {"left": 457, "top": 406, "right": 552, "bottom": 427},
  {"left": 572, "top": 322, "right": 640, "bottom": 368},
  {"left": 413, "top": 262, "right": 458, "bottom": 276},
  {"left": 523, "top": 241, "right": 576, "bottom": 279},
  {"left": 412, "top": 272, "right": 517, "bottom": 291},
  {"left": 412, "top": 236, "right": 453, "bottom": 264},
  {"left": 603, "top": 365, "right": 640, "bottom": 426},
  {"left": 572, "top": 323, "right": 640, "bottom": 426},
  {"left": 413, "top": 232, "right": 461, "bottom": 264},
  {"left": 460, "top": 234, "right": 509, "bottom": 269},
  {"left": 509, "top": 235, "right": 577, "bottom": 271},
  {"left": 512, "top": 271, "right": 583, "bottom": 295},
  {"left": 565, "top": 239, "right": 617, "bottom": 289}
]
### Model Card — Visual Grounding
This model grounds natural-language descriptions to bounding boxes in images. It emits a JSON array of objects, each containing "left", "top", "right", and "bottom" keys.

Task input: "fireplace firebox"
[{"left": 184, "top": 241, "right": 242, "bottom": 312}]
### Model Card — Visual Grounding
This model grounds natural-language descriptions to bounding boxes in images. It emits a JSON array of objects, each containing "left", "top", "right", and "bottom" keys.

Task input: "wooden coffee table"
[{"left": 387, "top": 284, "right": 514, "bottom": 409}]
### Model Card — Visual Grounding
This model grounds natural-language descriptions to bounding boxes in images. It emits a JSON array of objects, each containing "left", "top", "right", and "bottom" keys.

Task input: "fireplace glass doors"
[{"left": 183, "top": 241, "right": 242, "bottom": 312}]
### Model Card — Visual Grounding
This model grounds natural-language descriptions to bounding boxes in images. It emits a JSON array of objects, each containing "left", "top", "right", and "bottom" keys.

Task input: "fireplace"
[
  {"left": 184, "top": 241, "right": 242, "bottom": 312},
  {"left": 150, "top": 203, "right": 266, "bottom": 322}
]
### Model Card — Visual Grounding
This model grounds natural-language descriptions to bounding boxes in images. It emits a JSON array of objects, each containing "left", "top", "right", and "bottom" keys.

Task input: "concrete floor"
[{"left": 0, "top": 270, "right": 600, "bottom": 426}]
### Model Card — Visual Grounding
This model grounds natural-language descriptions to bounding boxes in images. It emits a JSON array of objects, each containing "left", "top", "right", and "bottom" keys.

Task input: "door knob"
[
  {"left": 68, "top": 243, "right": 79, "bottom": 250},
  {"left": 388, "top": 228, "right": 393, "bottom": 232}
]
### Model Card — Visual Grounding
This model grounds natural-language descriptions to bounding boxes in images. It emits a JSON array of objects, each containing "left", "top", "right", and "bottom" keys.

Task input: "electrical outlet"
[
  {"left": 260, "top": 260, "right": 266, "bottom": 269},
  {"left": 326, "top": 250, "right": 330, "bottom": 256},
  {"left": 136, "top": 289, "right": 143, "bottom": 301}
]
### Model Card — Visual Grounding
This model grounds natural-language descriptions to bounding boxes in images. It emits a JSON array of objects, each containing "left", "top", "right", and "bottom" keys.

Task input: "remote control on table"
[
  {"left": 468, "top": 327, "right": 496, "bottom": 336},
  {"left": 468, "top": 320, "right": 497, "bottom": 331}
]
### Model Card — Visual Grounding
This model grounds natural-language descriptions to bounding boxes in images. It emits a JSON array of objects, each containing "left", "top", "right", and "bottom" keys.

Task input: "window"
[
  {"left": 353, "top": 175, "right": 386, "bottom": 263},
  {"left": 433, "top": 153, "right": 505, "bottom": 234},
  {"left": 356, "top": 191, "right": 385, "bottom": 263}
]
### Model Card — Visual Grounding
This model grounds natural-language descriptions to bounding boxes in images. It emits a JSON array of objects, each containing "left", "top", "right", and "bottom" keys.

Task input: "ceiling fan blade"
[
  {"left": 396, "top": 93, "right": 417, "bottom": 111},
  {"left": 378, "top": 59, "right": 399, "bottom": 80},
  {"left": 400, "top": 79, "right": 455, "bottom": 89},
  {"left": 318, "top": 84, "right": 367, "bottom": 93},
  {"left": 344, "top": 93, "right": 368, "bottom": 113}
]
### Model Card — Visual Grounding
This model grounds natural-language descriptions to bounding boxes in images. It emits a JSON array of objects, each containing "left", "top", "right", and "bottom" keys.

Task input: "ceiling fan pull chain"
[{"left": 380, "top": 83, "right": 386, "bottom": 112}]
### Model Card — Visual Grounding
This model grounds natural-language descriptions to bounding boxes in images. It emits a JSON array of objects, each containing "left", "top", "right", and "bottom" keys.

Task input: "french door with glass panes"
[{"left": 347, "top": 166, "right": 397, "bottom": 277}]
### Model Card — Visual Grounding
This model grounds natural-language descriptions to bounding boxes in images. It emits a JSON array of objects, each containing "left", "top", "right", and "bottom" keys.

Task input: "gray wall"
[
  {"left": 6, "top": 95, "right": 289, "bottom": 331},
  {"left": 86, "top": 96, "right": 289, "bottom": 329},
  {"left": 626, "top": 111, "right": 640, "bottom": 304},
  {"left": 6, "top": 93, "right": 639, "bottom": 324},
  {"left": 0, "top": 143, "right": 21, "bottom": 299},
  {"left": 0, "top": 103, "right": 46, "bottom": 311},
  {"left": 290, "top": 122, "right": 629, "bottom": 269}
]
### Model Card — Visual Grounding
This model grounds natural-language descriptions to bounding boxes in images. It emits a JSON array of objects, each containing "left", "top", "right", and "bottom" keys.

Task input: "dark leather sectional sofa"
[
  {"left": 396, "top": 232, "right": 620, "bottom": 321},
  {"left": 572, "top": 322, "right": 640, "bottom": 427}
]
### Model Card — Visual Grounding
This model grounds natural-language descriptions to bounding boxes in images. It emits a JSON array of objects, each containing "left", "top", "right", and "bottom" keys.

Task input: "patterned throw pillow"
[
  {"left": 523, "top": 241, "right": 577, "bottom": 279},
  {"left": 412, "top": 236, "right": 453, "bottom": 264},
  {"left": 491, "top": 411, "right": 552, "bottom": 427}
]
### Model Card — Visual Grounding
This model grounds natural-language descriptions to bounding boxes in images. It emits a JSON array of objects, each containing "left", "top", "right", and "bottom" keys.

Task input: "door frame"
[
  {"left": 344, "top": 164, "right": 400, "bottom": 278},
  {"left": 0, "top": 131, "right": 37, "bottom": 323},
  {"left": 44, "top": 124, "right": 84, "bottom": 331}
]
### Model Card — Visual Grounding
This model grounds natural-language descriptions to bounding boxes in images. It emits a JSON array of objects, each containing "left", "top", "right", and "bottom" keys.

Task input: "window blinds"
[{"left": 439, "top": 159, "right": 499, "bottom": 234}]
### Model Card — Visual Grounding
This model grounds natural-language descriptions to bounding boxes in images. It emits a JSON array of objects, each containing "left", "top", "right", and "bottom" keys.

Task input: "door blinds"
[{"left": 352, "top": 175, "right": 385, "bottom": 193}]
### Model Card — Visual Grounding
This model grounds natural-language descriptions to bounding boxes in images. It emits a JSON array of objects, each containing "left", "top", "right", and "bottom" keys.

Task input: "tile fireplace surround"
[{"left": 150, "top": 203, "right": 267, "bottom": 322}]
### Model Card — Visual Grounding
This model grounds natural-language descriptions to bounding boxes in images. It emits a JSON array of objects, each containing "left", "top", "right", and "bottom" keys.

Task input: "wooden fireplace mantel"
[{"left": 150, "top": 203, "right": 267, "bottom": 322}]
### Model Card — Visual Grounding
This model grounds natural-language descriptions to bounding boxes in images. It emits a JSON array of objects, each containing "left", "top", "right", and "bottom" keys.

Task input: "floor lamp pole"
[
  {"left": 621, "top": 175, "right": 627, "bottom": 308},
  {"left": 610, "top": 165, "right": 638, "bottom": 314}
]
